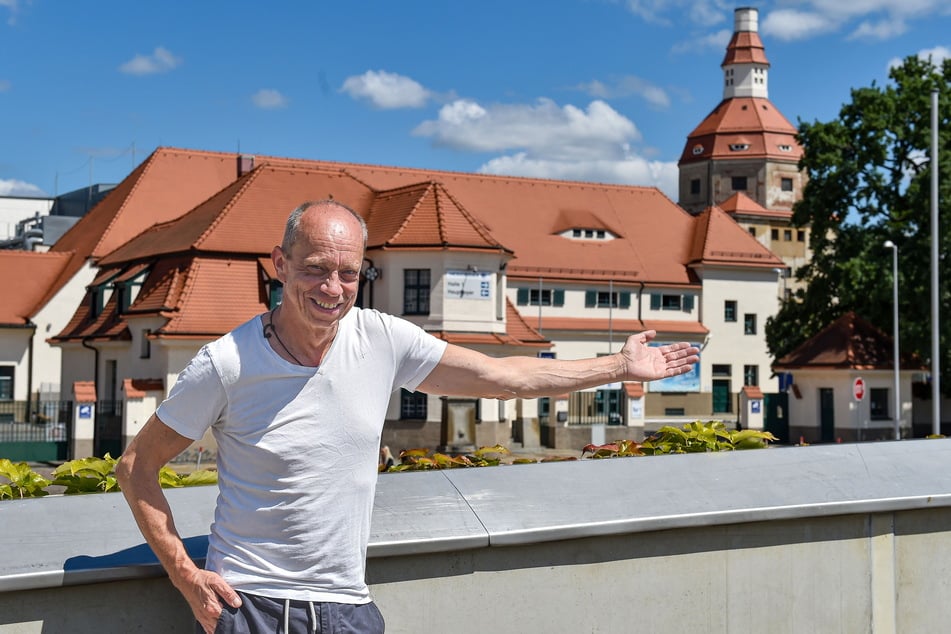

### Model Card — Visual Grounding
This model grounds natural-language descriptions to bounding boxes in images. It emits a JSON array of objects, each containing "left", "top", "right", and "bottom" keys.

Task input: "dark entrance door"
[
  {"left": 712, "top": 380, "right": 732, "bottom": 414},
  {"left": 819, "top": 388, "right": 835, "bottom": 443},
  {"left": 764, "top": 392, "right": 789, "bottom": 444}
]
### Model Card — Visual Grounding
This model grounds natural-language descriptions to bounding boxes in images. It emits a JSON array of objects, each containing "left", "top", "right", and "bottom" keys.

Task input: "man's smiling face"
[{"left": 273, "top": 204, "right": 364, "bottom": 331}]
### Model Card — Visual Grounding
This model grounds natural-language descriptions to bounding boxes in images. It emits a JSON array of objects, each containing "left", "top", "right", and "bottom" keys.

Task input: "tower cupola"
[{"left": 722, "top": 7, "right": 769, "bottom": 99}]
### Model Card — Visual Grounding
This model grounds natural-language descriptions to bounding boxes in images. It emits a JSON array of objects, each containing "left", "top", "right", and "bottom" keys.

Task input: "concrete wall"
[{"left": 3, "top": 440, "right": 951, "bottom": 633}]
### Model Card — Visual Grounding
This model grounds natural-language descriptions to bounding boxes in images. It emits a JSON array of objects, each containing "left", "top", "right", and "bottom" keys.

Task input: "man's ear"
[{"left": 271, "top": 246, "right": 287, "bottom": 282}]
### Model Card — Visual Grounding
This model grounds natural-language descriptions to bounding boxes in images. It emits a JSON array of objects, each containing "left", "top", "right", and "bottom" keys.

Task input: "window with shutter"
[
  {"left": 585, "top": 290, "right": 597, "bottom": 307},
  {"left": 516, "top": 288, "right": 529, "bottom": 305},
  {"left": 650, "top": 294, "right": 661, "bottom": 310},
  {"left": 553, "top": 289, "right": 565, "bottom": 306}
]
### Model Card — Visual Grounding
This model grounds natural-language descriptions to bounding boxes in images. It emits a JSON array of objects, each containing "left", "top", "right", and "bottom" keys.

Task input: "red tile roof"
[
  {"left": 742, "top": 385, "right": 765, "bottom": 399},
  {"left": 123, "top": 378, "right": 165, "bottom": 397},
  {"left": 721, "top": 30, "right": 769, "bottom": 67},
  {"left": 367, "top": 181, "right": 510, "bottom": 253},
  {"left": 48, "top": 147, "right": 779, "bottom": 345},
  {"left": 717, "top": 192, "right": 792, "bottom": 221},
  {"left": 678, "top": 98, "right": 802, "bottom": 166},
  {"left": 73, "top": 380, "right": 96, "bottom": 403},
  {"left": 623, "top": 382, "right": 645, "bottom": 398},
  {"left": 0, "top": 250, "right": 73, "bottom": 325},
  {"left": 773, "top": 311, "right": 926, "bottom": 371},
  {"left": 688, "top": 205, "right": 784, "bottom": 268}
]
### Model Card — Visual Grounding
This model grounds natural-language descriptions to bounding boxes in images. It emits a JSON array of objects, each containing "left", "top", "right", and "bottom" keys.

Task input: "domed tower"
[{"left": 678, "top": 6, "right": 809, "bottom": 294}]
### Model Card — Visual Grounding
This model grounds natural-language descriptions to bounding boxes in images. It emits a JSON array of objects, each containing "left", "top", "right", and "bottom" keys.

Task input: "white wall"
[
  {"left": 0, "top": 328, "right": 29, "bottom": 400},
  {"left": 788, "top": 367, "right": 915, "bottom": 439},
  {"left": 30, "top": 261, "right": 97, "bottom": 399},
  {"left": 0, "top": 196, "right": 53, "bottom": 240},
  {"left": 699, "top": 266, "right": 780, "bottom": 393}
]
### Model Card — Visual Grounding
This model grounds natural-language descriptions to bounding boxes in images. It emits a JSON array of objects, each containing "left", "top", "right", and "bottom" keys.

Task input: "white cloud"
[
  {"left": 478, "top": 152, "right": 679, "bottom": 199},
  {"left": 0, "top": 0, "right": 20, "bottom": 26},
  {"left": 671, "top": 28, "right": 731, "bottom": 54},
  {"left": 0, "top": 178, "right": 45, "bottom": 196},
  {"left": 413, "top": 97, "right": 676, "bottom": 195},
  {"left": 761, "top": 9, "right": 837, "bottom": 42},
  {"left": 624, "top": 0, "right": 730, "bottom": 27},
  {"left": 119, "top": 46, "right": 182, "bottom": 76},
  {"left": 251, "top": 89, "right": 288, "bottom": 110},
  {"left": 340, "top": 70, "right": 430, "bottom": 109},
  {"left": 918, "top": 45, "right": 951, "bottom": 64},
  {"left": 761, "top": 1, "right": 951, "bottom": 42},
  {"left": 414, "top": 98, "right": 640, "bottom": 160},
  {"left": 849, "top": 18, "right": 907, "bottom": 40},
  {"left": 887, "top": 45, "right": 951, "bottom": 71},
  {"left": 575, "top": 76, "right": 672, "bottom": 109}
]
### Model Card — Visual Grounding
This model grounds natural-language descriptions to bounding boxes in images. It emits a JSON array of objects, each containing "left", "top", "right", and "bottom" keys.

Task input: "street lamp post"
[{"left": 884, "top": 240, "right": 900, "bottom": 440}]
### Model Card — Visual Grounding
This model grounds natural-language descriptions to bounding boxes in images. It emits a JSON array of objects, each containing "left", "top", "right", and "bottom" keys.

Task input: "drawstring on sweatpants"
[{"left": 280, "top": 597, "right": 319, "bottom": 633}]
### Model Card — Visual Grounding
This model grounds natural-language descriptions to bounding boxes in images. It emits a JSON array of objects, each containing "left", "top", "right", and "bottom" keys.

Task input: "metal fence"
[{"left": 0, "top": 400, "right": 73, "bottom": 461}]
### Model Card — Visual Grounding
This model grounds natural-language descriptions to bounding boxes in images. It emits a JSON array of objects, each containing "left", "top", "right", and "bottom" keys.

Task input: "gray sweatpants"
[{"left": 202, "top": 591, "right": 385, "bottom": 634}]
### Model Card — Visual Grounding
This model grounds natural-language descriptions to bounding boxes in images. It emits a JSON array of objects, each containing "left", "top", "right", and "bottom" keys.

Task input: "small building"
[{"left": 772, "top": 311, "right": 924, "bottom": 443}]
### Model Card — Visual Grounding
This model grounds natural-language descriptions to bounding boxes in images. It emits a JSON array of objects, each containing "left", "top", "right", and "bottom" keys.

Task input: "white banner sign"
[{"left": 445, "top": 270, "right": 492, "bottom": 300}]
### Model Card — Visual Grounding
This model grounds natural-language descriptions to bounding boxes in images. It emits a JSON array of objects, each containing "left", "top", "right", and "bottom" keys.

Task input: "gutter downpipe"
[
  {"left": 81, "top": 337, "right": 99, "bottom": 433},
  {"left": 636, "top": 282, "right": 645, "bottom": 323},
  {"left": 26, "top": 322, "right": 35, "bottom": 423},
  {"left": 537, "top": 276, "right": 543, "bottom": 335}
]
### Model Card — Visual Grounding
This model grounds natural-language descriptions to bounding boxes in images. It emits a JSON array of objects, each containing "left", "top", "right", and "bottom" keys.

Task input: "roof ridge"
[
  {"left": 389, "top": 182, "right": 435, "bottom": 244},
  {"left": 193, "top": 165, "right": 263, "bottom": 250},
  {"left": 89, "top": 149, "right": 163, "bottom": 260},
  {"left": 434, "top": 182, "right": 508, "bottom": 251}
]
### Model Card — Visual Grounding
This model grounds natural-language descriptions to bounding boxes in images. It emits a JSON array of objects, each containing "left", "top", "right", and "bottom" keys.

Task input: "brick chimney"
[{"left": 238, "top": 154, "right": 255, "bottom": 177}]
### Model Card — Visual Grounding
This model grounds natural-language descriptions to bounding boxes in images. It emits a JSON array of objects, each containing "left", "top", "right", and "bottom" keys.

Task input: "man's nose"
[{"left": 322, "top": 272, "right": 342, "bottom": 295}]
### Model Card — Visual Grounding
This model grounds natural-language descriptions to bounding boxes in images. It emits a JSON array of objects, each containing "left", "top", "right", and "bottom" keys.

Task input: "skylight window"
[
  {"left": 561, "top": 228, "right": 615, "bottom": 241},
  {"left": 778, "top": 144, "right": 793, "bottom": 152},
  {"left": 729, "top": 143, "right": 750, "bottom": 151}
]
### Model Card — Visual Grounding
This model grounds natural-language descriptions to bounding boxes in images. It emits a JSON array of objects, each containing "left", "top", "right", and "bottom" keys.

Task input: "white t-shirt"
[{"left": 156, "top": 307, "right": 447, "bottom": 603}]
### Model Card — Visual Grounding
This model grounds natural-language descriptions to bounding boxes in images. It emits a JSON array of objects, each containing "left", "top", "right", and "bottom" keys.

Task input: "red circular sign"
[{"left": 853, "top": 377, "right": 866, "bottom": 401}]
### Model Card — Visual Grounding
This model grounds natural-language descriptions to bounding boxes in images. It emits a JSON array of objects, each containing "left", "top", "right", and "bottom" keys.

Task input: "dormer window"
[
  {"left": 90, "top": 285, "right": 106, "bottom": 318},
  {"left": 562, "top": 227, "right": 615, "bottom": 241},
  {"left": 112, "top": 265, "right": 150, "bottom": 315},
  {"left": 778, "top": 144, "right": 792, "bottom": 152},
  {"left": 729, "top": 144, "right": 750, "bottom": 152},
  {"left": 692, "top": 144, "right": 704, "bottom": 155}
]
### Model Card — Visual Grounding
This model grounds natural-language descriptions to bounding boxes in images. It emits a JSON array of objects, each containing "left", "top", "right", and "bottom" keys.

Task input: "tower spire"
[{"left": 722, "top": 7, "right": 769, "bottom": 99}]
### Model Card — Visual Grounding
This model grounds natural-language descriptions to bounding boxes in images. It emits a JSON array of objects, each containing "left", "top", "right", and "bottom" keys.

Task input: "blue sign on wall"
[
  {"left": 648, "top": 342, "right": 701, "bottom": 393},
  {"left": 79, "top": 404, "right": 92, "bottom": 419}
]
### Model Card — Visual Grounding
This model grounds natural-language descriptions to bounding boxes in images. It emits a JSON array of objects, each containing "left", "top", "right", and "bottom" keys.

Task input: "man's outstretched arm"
[{"left": 417, "top": 330, "right": 699, "bottom": 400}]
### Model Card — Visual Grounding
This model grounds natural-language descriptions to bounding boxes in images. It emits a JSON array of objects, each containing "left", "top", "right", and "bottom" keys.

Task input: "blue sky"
[{"left": 1, "top": 0, "right": 949, "bottom": 202}]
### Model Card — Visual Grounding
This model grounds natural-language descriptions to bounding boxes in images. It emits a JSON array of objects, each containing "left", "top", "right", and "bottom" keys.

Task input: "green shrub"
[
  {"left": 0, "top": 454, "right": 218, "bottom": 499},
  {"left": 0, "top": 458, "right": 52, "bottom": 499}
]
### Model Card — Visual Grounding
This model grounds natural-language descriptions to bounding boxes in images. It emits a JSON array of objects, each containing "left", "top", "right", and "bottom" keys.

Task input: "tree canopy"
[{"left": 765, "top": 55, "right": 951, "bottom": 393}]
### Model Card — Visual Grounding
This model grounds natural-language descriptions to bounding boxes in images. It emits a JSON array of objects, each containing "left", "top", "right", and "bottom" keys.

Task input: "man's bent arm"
[
  {"left": 116, "top": 414, "right": 240, "bottom": 630},
  {"left": 418, "top": 330, "right": 699, "bottom": 399}
]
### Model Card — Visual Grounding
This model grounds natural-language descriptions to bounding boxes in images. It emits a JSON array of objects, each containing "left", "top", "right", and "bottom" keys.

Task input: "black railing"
[{"left": 0, "top": 400, "right": 73, "bottom": 461}]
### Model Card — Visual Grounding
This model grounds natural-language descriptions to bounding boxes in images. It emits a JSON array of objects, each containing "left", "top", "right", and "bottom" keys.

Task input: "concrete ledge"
[{"left": 2, "top": 439, "right": 950, "bottom": 592}]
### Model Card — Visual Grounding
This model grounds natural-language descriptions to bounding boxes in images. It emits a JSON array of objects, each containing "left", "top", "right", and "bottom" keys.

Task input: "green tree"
[{"left": 766, "top": 55, "right": 951, "bottom": 393}]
